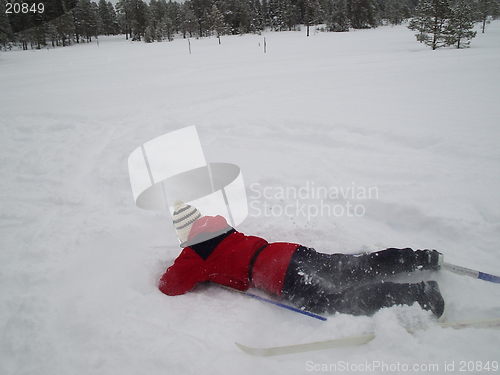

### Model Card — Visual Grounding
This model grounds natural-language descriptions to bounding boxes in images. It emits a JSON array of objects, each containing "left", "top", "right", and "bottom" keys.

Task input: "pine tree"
[
  {"left": 166, "top": 0, "right": 181, "bottom": 34},
  {"left": 126, "top": 0, "right": 148, "bottom": 40},
  {"left": 159, "top": 15, "right": 174, "bottom": 41},
  {"left": 6, "top": 1, "right": 34, "bottom": 38},
  {"left": 74, "top": 0, "right": 99, "bottom": 42},
  {"left": 190, "top": 0, "right": 211, "bottom": 36},
  {"left": 304, "top": 0, "right": 323, "bottom": 36},
  {"left": 283, "top": 0, "right": 299, "bottom": 31},
  {"left": 46, "top": 22, "right": 59, "bottom": 47},
  {"left": 116, "top": 0, "right": 133, "bottom": 39},
  {"left": 239, "top": 0, "right": 253, "bottom": 33},
  {"left": 180, "top": 2, "right": 197, "bottom": 38},
  {"left": 98, "top": 0, "right": 113, "bottom": 35},
  {"left": 493, "top": 0, "right": 500, "bottom": 19},
  {"left": 444, "top": 0, "right": 476, "bottom": 48},
  {"left": 148, "top": 0, "right": 162, "bottom": 32},
  {"left": 90, "top": 2, "right": 100, "bottom": 40},
  {"left": 325, "top": 0, "right": 349, "bottom": 31},
  {"left": 384, "top": 0, "right": 411, "bottom": 25},
  {"left": 55, "top": 12, "right": 75, "bottom": 46},
  {"left": 269, "top": 0, "right": 286, "bottom": 31},
  {"left": 248, "top": 0, "right": 264, "bottom": 33},
  {"left": 0, "top": 0, "right": 13, "bottom": 49},
  {"left": 261, "top": 0, "right": 271, "bottom": 27},
  {"left": 147, "top": 0, "right": 174, "bottom": 42},
  {"left": 32, "top": 24, "right": 47, "bottom": 49},
  {"left": 475, "top": 0, "right": 496, "bottom": 33},
  {"left": 144, "top": 25, "right": 155, "bottom": 42},
  {"left": 135, "top": 0, "right": 149, "bottom": 39},
  {"left": 348, "top": 0, "right": 377, "bottom": 29},
  {"left": 209, "top": 4, "right": 227, "bottom": 40},
  {"left": 107, "top": 2, "right": 120, "bottom": 34},
  {"left": 408, "top": 0, "right": 451, "bottom": 50},
  {"left": 17, "top": 30, "right": 30, "bottom": 50}
]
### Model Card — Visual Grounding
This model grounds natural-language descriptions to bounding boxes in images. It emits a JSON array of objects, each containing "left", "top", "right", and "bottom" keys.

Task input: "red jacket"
[{"left": 159, "top": 216, "right": 299, "bottom": 296}]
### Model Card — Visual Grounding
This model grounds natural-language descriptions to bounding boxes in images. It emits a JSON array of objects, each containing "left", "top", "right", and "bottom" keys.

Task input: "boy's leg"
[
  {"left": 351, "top": 248, "right": 442, "bottom": 280},
  {"left": 330, "top": 281, "right": 445, "bottom": 317},
  {"left": 286, "top": 247, "right": 441, "bottom": 288},
  {"left": 281, "top": 247, "right": 443, "bottom": 314},
  {"left": 281, "top": 247, "right": 340, "bottom": 312}
]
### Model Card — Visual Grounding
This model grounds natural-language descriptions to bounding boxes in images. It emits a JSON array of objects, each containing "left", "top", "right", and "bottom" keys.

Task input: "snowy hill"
[{"left": 1, "top": 23, "right": 500, "bottom": 374}]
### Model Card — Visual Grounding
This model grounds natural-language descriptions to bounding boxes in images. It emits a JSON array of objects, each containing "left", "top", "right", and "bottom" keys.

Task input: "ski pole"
[
  {"left": 443, "top": 262, "right": 500, "bottom": 284},
  {"left": 219, "top": 285, "right": 327, "bottom": 321},
  {"left": 244, "top": 290, "right": 328, "bottom": 321}
]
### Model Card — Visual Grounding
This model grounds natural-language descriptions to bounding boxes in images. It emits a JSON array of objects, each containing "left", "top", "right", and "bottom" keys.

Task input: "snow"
[{"left": 1, "top": 23, "right": 500, "bottom": 374}]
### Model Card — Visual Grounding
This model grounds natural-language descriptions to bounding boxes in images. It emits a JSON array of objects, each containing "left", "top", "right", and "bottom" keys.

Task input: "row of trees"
[
  {"left": 409, "top": 0, "right": 499, "bottom": 49},
  {"left": 1, "top": 0, "right": 499, "bottom": 50},
  {"left": 0, "top": 0, "right": 119, "bottom": 49}
]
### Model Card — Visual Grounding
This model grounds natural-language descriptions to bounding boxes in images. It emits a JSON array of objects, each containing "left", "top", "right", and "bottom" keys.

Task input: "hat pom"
[{"left": 172, "top": 201, "right": 202, "bottom": 244}]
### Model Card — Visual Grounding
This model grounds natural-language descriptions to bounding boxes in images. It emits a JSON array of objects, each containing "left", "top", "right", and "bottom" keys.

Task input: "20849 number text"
[{"left": 5, "top": 2, "right": 45, "bottom": 14}]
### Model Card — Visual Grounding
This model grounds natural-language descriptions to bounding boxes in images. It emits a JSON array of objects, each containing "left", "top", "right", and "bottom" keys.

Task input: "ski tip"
[
  {"left": 235, "top": 342, "right": 270, "bottom": 357},
  {"left": 234, "top": 342, "right": 246, "bottom": 351},
  {"left": 439, "top": 317, "right": 500, "bottom": 329}
]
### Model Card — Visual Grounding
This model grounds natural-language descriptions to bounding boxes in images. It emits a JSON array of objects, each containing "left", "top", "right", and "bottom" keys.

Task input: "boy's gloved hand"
[
  {"left": 417, "top": 249, "right": 443, "bottom": 271},
  {"left": 428, "top": 249, "right": 443, "bottom": 270}
]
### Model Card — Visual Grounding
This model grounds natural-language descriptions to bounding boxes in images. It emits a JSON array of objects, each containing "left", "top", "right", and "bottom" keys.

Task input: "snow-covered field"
[{"left": 1, "top": 23, "right": 500, "bottom": 374}]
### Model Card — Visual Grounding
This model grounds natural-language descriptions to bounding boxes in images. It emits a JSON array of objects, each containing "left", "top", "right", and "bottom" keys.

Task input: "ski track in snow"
[{"left": 1, "top": 23, "right": 500, "bottom": 374}]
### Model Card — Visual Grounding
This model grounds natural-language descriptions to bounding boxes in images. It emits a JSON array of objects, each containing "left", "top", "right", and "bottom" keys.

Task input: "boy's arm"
[{"left": 158, "top": 249, "right": 207, "bottom": 296}]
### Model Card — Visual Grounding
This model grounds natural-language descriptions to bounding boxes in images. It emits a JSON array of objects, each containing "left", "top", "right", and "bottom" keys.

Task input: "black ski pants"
[{"left": 282, "top": 246, "right": 430, "bottom": 315}]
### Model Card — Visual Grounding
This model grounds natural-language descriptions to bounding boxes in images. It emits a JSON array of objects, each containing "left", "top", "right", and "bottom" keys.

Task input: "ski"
[
  {"left": 236, "top": 334, "right": 375, "bottom": 357},
  {"left": 236, "top": 317, "right": 500, "bottom": 356}
]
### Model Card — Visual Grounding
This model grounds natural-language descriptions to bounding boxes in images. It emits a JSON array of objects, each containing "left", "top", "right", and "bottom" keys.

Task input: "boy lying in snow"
[{"left": 159, "top": 202, "right": 445, "bottom": 317}]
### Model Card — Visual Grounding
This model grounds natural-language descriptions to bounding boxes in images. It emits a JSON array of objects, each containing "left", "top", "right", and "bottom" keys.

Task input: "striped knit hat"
[{"left": 172, "top": 201, "right": 202, "bottom": 244}]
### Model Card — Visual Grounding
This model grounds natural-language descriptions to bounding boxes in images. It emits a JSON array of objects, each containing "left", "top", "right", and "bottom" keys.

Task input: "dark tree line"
[
  {"left": 1, "top": 0, "right": 499, "bottom": 50},
  {"left": 1, "top": 0, "right": 118, "bottom": 49}
]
